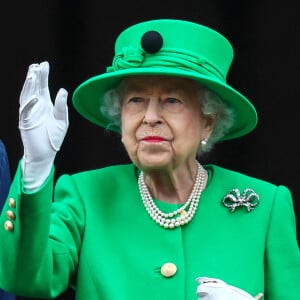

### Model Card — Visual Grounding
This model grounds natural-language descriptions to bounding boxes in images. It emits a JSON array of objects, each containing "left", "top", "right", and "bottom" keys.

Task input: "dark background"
[{"left": 0, "top": 0, "right": 299, "bottom": 299}]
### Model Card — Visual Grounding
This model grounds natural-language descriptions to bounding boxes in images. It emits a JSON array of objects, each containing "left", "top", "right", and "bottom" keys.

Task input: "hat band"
[{"left": 107, "top": 46, "right": 226, "bottom": 82}]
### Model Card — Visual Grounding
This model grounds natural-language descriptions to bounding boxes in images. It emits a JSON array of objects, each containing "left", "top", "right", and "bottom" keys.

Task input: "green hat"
[{"left": 72, "top": 19, "right": 257, "bottom": 140}]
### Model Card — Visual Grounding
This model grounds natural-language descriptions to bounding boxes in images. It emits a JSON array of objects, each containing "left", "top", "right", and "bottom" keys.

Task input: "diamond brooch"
[{"left": 222, "top": 188, "right": 260, "bottom": 212}]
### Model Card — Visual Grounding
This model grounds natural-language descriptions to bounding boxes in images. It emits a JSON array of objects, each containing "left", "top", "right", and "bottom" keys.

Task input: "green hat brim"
[{"left": 72, "top": 67, "right": 257, "bottom": 141}]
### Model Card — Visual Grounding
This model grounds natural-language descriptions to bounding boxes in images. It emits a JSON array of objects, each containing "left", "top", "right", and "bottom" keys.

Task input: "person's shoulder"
[
  {"left": 71, "top": 163, "right": 136, "bottom": 179},
  {"left": 205, "top": 164, "right": 294, "bottom": 207},
  {"left": 206, "top": 164, "right": 280, "bottom": 190},
  {"left": 60, "top": 163, "right": 137, "bottom": 193}
]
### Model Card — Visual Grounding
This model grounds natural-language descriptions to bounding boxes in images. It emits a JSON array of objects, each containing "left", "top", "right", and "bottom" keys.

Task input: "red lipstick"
[{"left": 142, "top": 136, "right": 166, "bottom": 142}]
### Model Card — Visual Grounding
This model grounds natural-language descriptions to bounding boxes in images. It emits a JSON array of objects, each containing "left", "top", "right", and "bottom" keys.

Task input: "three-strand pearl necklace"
[{"left": 138, "top": 161, "right": 207, "bottom": 229}]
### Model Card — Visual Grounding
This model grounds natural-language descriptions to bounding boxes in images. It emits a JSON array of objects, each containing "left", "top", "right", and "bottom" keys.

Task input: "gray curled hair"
[{"left": 100, "top": 78, "right": 234, "bottom": 156}]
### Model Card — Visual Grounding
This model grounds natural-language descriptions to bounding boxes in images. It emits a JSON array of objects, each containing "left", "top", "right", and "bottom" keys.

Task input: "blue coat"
[
  {"left": 0, "top": 140, "right": 15, "bottom": 300},
  {"left": 0, "top": 140, "right": 11, "bottom": 205}
]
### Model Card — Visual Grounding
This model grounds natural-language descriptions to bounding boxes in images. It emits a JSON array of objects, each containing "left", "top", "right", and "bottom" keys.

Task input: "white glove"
[
  {"left": 19, "top": 61, "right": 69, "bottom": 191},
  {"left": 196, "top": 277, "right": 264, "bottom": 300}
]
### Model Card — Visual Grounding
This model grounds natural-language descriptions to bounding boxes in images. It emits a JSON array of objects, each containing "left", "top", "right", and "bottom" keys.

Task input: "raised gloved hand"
[
  {"left": 19, "top": 61, "right": 69, "bottom": 191},
  {"left": 196, "top": 277, "right": 264, "bottom": 300}
]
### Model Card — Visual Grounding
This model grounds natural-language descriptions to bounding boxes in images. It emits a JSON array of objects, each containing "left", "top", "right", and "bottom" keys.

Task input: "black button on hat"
[{"left": 141, "top": 30, "right": 163, "bottom": 53}]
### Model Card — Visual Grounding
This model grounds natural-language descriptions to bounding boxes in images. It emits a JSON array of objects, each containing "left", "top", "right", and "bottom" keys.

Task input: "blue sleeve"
[
  {"left": 0, "top": 140, "right": 15, "bottom": 300},
  {"left": 0, "top": 140, "right": 11, "bottom": 207}
]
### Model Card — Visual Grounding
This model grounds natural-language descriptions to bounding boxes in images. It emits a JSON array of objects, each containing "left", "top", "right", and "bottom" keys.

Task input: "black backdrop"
[{"left": 1, "top": 1, "right": 299, "bottom": 299}]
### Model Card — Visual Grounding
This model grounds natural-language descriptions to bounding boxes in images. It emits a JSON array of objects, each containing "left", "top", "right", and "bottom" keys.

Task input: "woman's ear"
[{"left": 204, "top": 115, "right": 215, "bottom": 134}]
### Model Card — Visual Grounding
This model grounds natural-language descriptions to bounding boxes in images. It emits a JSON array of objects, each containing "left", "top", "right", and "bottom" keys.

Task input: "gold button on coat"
[
  {"left": 6, "top": 210, "right": 16, "bottom": 220},
  {"left": 160, "top": 262, "right": 177, "bottom": 277},
  {"left": 4, "top": 220, "right": 14, "bottom": 232},
  {"left": 8, "top": 198, "right": 16, "bottom": 208}
]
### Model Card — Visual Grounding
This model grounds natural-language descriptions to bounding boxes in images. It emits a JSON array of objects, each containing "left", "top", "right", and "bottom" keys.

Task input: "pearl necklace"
[{"left": 138, "top": 161, "right": 207, "bottom": 229}]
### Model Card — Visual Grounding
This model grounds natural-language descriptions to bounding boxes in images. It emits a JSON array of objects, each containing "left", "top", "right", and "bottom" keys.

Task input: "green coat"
[{"left": 0, "top": 163, "right": 299, "bottom": 299}]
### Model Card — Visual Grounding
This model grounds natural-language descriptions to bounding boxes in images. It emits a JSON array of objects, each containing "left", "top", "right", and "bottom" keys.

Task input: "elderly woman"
[{"left": 0, "top": 19, "right": 299, "bottom": 300}]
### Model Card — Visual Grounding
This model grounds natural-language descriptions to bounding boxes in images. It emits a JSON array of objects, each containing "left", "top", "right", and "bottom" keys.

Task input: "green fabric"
[{"left": 0, "top": 163, "right": 299, "bottom": 299}]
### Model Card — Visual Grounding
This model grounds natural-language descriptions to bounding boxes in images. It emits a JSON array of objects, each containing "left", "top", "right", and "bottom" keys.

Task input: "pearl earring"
[{"left": 201, "top": 138, "right": 208, "bottom": 147}]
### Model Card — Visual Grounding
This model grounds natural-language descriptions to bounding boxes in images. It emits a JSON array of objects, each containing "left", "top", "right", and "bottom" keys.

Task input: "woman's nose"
[{"left": 143, "top": 100, "right": 163, "bottom": 125}]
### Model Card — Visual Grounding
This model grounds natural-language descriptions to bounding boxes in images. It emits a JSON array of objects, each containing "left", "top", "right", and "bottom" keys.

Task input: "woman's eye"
[
  {"left": 123, "top": 97, "right": 146, "bottom": 112},
  {"left": 166, "top": 97, "right": 180, "bottom": 104},
  {"left": 163, "top": 97, "right": 184, "bottom": 112},
  {"left": 129, "top": 97, "right": 143, "bottom": 103},
  {"left": 164, "top": 97, "right": 184, "bottom": 106}
]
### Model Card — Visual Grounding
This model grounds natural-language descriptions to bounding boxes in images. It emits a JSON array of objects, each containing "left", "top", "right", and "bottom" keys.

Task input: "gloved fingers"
[
  {"left": 47, "top": 88, "right": 69, "bottom": 151},
  {"left": 53, "top": 88, "right": 69, "bottom": 123},
  {"left": 197, "top": 291, "right": 208, "bottom": 299},
  {"left": 19, "top": 97, "right": 39, "bottom": 130},
  {"left": 196, "top": 277, "right": 259, "bottom": 300},
  {"left": 39, "top": 61, "right": 50, "bottom": 93},
  {"left": 196, "top": 277, "right": 226, "bottom": 287},
  {"left": 19, "top": 63, "right": 39, "bottom": 107},
  {"left": 20, "top": 62, "right": 51, "bottom": 107}
]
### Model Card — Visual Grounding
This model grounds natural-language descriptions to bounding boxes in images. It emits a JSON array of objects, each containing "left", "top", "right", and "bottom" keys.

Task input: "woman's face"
[{"left": 121, "top": 76, "right": 213, "bottom": 171}]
